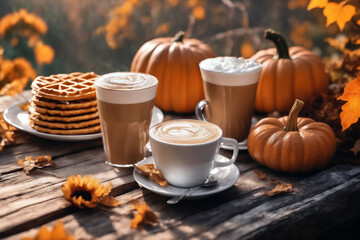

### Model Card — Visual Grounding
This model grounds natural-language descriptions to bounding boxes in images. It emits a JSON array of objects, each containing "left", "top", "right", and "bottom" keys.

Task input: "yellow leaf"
[
  {"left": 307, "top": 0, "right": 328, "bottom": 10},
  {"left": 338, "top": 72, "right": 360, "bottom": 131},
  {"left": 130, "top": 200, "right": 158, "bottom": 230},
  {"left": 323, "top": 1, "right": 356, "bottom": 31}
]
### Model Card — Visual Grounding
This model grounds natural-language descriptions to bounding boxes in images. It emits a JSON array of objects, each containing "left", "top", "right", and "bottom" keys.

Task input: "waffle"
[
  {"left": 29, "top": 116, "right": 100, "bottom": 129},
  {"left": 31, "top": 72, "right": 99, "bottom": 101},
  {"left": 29, "top": 72, "right": 101, "bottom": 135},
  {"left": 29, "top": 108, "right": 99, "bottom": 122},
  {"left": 30, "top": 102, "right": 98, "bottom": 116},
  {"left": 30, "top": 122, "right": 101, "bottom": 135},
  {"left": 31, "top": 96, "right": 97, "bottom": 110}
]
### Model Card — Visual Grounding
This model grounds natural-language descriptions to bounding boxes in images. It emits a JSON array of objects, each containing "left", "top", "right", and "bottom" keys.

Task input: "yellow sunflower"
[{"left": 62, "top": 175, "right": 120, "bottom": 208}]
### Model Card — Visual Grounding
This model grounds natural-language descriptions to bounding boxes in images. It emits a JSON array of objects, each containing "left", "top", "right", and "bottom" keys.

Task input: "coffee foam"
[
  {"left": 95, "top": 72, "right": 158, "bottom": 104},
  {"left": 199, "top": 57, "right": 262, "bottom": 86},
  {"left": 150, "top": 119, "right": 221, "bottom": 144},
  {"left": 95, "top": 72, "right": 158, "bottom": 90}
]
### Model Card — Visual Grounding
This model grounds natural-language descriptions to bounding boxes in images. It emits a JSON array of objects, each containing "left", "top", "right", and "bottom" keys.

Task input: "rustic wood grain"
[{"left": 1, "top": 93, "right": 360, "bottom": 239}]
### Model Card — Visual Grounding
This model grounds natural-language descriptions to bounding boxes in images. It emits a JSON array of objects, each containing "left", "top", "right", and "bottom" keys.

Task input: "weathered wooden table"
[{"left": 1, "top": 92, "right": 360, "bottom": 240}]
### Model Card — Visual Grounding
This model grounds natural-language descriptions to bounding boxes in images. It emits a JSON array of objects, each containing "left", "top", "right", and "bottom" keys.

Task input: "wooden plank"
[
  {"left": 0, "top": 152, "right": 257, "bottom": 238},
  {"left": 8, "top": 163, "right": 360, "bottom": 239}
]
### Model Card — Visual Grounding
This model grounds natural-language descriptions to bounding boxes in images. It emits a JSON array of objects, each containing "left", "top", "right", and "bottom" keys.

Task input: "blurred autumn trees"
[{"left": 0, "top": 0, "right": 359, "bottom": 81}]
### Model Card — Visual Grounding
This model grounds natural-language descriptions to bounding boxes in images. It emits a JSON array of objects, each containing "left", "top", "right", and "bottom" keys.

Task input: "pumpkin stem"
[
  {"left": 173, "top": 31, "right": 186, "bottom": 43},
  {"left": 264, "top": 29, "right": 291, "bottom": 60},
  {"left": 284, "top": 99, "right": 304, "bottom": 131}
]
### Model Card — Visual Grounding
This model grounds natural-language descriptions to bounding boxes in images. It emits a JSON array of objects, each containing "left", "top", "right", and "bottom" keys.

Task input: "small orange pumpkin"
[
  {"left": 251, "top": 29, "right": 329, "bottom": 113},
  {"left": 247, "top": 99, "right": 336, "bottom": 173},
  {"left": 130, "top": 31, "right": 215, "bottom": 113}
]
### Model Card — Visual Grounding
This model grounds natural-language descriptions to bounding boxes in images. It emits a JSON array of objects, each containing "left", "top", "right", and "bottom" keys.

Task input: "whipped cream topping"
[
  {"left": 200, "top": 57, "right": 261, "bottom": 74},
  {"left": 95, "top": 72, "right": 158, "bottom": 90},
  {"left": 151, "top": 120, "right": 221, "bottom": 144}
]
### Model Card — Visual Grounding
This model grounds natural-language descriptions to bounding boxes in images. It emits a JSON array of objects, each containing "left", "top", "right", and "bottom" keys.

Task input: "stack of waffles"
[{"left": 29, "top": 72, "right": 101, "bottom": 135}]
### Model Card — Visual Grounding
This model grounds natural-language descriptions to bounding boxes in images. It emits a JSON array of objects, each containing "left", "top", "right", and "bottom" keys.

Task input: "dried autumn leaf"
[
  {"left": 21, "top": 220, "right": 74, "bottom": 240},
  {"left": 254, "top": 169, "right": 294, "bottom": 197},
  {"left": 307, "top": 0, "right": 328, "bottom": 10},
  {"left": 0, "top": 113, "right": 16, "bottom": 151},
  {"left": 130, "top": 200, "right": 158, "bottom": 230},
  {"left": 338, "top": 73, "right": 360, "bottom": 131},
  {"left": 254, "top": 169, "right": 267, "bottom": 180},
  {"left": 351, "top": 139, "right": 360, "bottom": 156},
  {"left": 266, "top": 183, "right": 293, "bottom": 197},
  {"left": 99, "top": 195, "right": 121, "bottom": 207},
  {"left": 18, "top": 155, "right": 54, "bottom": 174},
  {"left": 135, "top": 164, "right": 168, "bottom": 186},
  {"left": 323, "top": 1, "right": 356, "bottom": 31}
]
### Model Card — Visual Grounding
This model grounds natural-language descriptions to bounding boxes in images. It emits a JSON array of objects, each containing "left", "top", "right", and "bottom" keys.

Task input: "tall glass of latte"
[
  {"left": 196, "top": 57, "right": 262, "bottom": 142},
  {"left": 95, "top": 72, "right": 158, "bottom": 167}
]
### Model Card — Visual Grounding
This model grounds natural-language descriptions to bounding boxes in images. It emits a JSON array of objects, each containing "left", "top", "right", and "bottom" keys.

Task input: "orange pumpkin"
[
  {"left": 247, "top": 99, "right": 336, "bottom": 173},
  {"left": 251, "top": 29, "right": 329, "bottom": 113},
  {"left": 130, "top": 31, "right": 215, "bottom": 113}
]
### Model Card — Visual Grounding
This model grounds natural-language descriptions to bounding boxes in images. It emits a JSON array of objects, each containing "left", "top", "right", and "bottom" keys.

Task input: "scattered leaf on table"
[
  {"left": 307, "top": 0, "right": 328, "bottom": 10},
  {"left": 337, "top": 73, "right": 360, "bottom": 131},
  {"left": 0, "top": 113, "right": 16, "bottom": 151},
  {"left": 254, "top": 169, "right": 294, "bottom": 197},
  {"left": 135, "top": 164, "right": 168, "bottom": 186},
  {"left": 351, "top": 139, "right": 360, "bottom": 156},
  {"left": 18, "top": 155, "right": 54, "bottom": 174},
  {"left": 130, "top": 200, "right": 158, "bottom": 230},
  {"left": 323, "top": 1, "right": 356, "bottom": 31},
  {"left": 21, "top": 220, "right": 74, "bottom": 240},
  {"left": 18, "top": 101, "right": 30, "bottom": 111},
  {"left": 266, "top": 183, "right": 293, "bottom": 197},
  {"left": 254, "top": 169, "right": 267, "bottom": 180},
  {"left": 98, "top": 195, "right": 121, "bottom": 207}
]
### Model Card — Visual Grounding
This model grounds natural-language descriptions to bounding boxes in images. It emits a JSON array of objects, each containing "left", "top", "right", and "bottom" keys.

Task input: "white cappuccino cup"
[{"left": 149, "top": 119, "right": 239, "bottom": 188}]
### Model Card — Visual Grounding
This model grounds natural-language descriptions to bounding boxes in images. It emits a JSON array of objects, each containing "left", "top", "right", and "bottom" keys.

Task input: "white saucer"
[
  {"left": 3, "top": 100, "right": 164, "bottom": 142},
  {"left": 133, "top": 155, "right": 240, "bottom": 199}
]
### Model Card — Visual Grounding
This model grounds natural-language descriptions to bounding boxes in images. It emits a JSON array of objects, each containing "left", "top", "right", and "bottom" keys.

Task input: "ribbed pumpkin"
[
  {"left": 251, "top": 29, "right": 329, "bottom": 113},
  {"left": 247, "top": 99, "right": 336, "bottom": 173},
  {"left": 130, "top": 31, "right": 215, "bottom": 113}
]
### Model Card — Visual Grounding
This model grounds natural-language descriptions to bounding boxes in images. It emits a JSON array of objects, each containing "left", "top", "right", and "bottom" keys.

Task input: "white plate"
[
  {"left": 133, "top": 155, "right": 240, "bottom": 199},
  {"left": 3, "top": 100, "right": 164, "bottom": 142}
]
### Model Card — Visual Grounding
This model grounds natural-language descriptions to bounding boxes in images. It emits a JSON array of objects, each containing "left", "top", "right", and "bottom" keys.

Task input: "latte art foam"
[
  {"left": 151, "top": 120, "right": 221, "bottom": 144},
  {"left": 95, "top": 72, "right": 158, "bottom": 90}
]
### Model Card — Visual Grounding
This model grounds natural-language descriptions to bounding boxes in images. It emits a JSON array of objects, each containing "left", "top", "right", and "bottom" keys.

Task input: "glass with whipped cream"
[
  {"left": 196, "top": 57, "right": 262, "bottom": 142},
  {"left": 95, "top": 72, "right": 158, "bottom": 167},
  {"left": 149, "top": 119, "right": 239, "bottom": 188}
]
